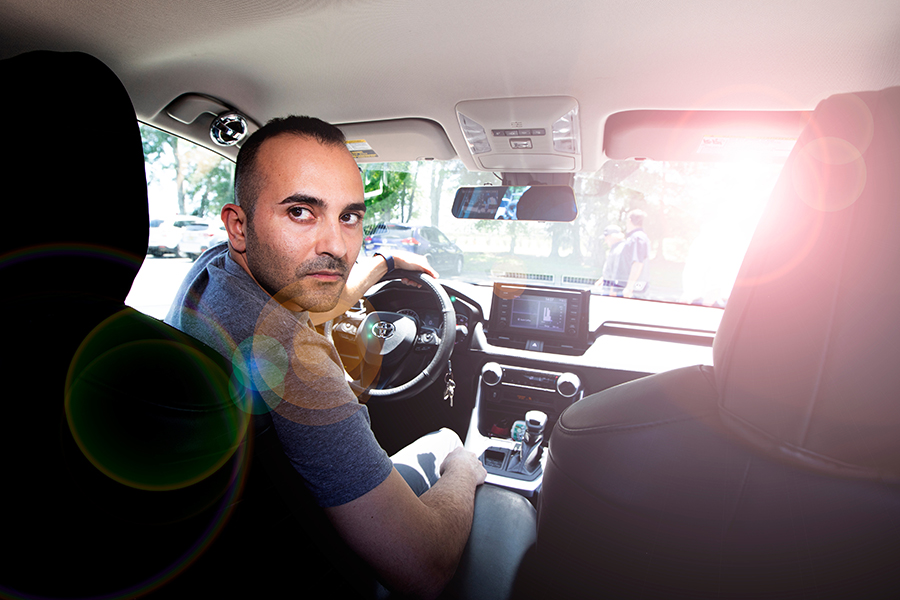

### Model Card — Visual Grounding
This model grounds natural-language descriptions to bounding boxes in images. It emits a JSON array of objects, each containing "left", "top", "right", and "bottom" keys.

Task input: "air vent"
[
  {"left": 561, "top": 275, "right": 596, "bottom": 286},
  {"left": 491, "top": 271, "right": 554, "bottom": 282}
]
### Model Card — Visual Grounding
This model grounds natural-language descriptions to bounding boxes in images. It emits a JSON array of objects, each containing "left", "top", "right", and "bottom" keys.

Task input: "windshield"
[
  {"left": 360, "top": 158, "right": 785, "bottom": 307},
  {"left": 129, "top": 122, "right": 786, "bottom": 319}
]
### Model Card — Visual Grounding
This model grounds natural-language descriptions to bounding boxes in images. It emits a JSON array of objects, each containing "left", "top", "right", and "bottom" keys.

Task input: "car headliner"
[{"left": 3, "top": 0, "right": 899, "bottom": 172}]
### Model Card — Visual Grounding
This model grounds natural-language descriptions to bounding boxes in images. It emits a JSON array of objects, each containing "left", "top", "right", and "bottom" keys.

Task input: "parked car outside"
[
  {"left": 364, "top": 223, "right": 464, "bottom": 276},
  {"left": 147, "top": 215, "right": 204, "bottom": 258},
  {"left": 178, "top": 219, "right": 228, "bottom": 261}
]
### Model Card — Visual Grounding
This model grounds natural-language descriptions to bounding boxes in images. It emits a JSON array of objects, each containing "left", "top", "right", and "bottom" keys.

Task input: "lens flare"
[
  {"left": 66, "top": 320, "right": 245, "bottom": 492},
  {"left": 0, "top": 242, "right": 144, "bottom": 272},
  {"left": 793, "top": 137, "right": 867, "bottom": 212},
  {"left": 230, "top": 334, "right": 289, "bottom": 412},
  {"left": 52, "top": 309, "right": 254, "bottom": 600}
]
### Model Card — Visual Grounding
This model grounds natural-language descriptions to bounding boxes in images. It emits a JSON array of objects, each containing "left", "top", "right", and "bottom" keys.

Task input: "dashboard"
[
  {"left": 338, "top": 278, "right": 720, "bottom": 476},
  {"left": 351, "top": 278, "right": 719, "bottom": 379}
]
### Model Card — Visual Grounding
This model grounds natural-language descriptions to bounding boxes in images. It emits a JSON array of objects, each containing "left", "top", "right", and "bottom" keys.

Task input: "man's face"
[{"left": 243, "top": 134, "right": 366, "bottom": 312}]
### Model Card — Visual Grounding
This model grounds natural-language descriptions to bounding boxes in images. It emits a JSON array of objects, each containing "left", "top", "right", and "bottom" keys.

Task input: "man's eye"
[
  {"left": 288, "top": 206, "right": 313, "bottom": 220},
  {"left": 342, "top": 213, "right": 362, "bottom": 225}
]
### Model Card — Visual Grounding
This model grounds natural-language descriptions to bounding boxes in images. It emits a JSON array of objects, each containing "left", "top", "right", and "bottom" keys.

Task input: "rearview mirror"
[{"left": 451, "top": 185, "right": 578, "bottom": 222}]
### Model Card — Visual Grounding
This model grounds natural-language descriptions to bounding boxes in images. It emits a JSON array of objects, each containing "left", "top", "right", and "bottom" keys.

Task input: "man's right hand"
[{"left": 440, "top": 446, "right": 487, "bottom": 485}]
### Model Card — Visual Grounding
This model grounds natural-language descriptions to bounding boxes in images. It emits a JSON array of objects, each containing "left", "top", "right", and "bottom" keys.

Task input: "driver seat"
[{"left": 516, "top": 87, "right": 900, "bottom": 598}]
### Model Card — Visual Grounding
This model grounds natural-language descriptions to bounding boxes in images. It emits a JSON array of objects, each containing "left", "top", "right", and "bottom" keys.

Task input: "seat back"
[
  {"left": 521, "top": 88, "right": 900, "bottom": 599},
  {"left": 0, "top": 51, "right": 252, "bottom": 600},
  {"left": 714, "top": 88, "right": 900, "bottom": 479}
]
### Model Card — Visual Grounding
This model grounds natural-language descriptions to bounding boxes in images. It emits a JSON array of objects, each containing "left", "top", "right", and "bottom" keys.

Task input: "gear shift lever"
[
  {"left": 480, "top": 409, "right": 547, "bottom": 480},
  {"left": 519, "top": 410, "right": 547, "bottom": 474}
]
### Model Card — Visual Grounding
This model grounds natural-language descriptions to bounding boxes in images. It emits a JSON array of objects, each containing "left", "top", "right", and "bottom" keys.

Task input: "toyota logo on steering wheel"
[{"left": 373, "top": 321, "right": 396, "bottom": 339}]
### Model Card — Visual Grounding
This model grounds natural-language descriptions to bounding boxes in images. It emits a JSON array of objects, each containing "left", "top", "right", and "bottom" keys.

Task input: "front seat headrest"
[
  {"left": 0, "top": 51, "right": 255, "bottom": 600},
  {"left": 0, "top": 50, "right": 149, "bottom": 301},
  {"left": 714, "top": 87, "right": 900, "bottom": 480}
]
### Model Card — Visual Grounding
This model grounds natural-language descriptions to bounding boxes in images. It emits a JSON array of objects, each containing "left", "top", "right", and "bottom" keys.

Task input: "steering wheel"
[{"left": 345, "top": 269, "right": 455, "bottom": 402}]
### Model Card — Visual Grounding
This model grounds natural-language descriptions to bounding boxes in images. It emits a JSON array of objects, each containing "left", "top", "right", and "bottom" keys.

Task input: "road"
[{"left": 126, "top": 255, "right": 195, "bottom": 320}]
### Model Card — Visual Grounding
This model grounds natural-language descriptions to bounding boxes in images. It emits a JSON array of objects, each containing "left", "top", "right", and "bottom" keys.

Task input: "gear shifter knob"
[
  {"left": 525, "top": 410, "right": 547, "bottom": 444},
  {"left": 520, "top": 410, "right": 547, "bottom": 472}
]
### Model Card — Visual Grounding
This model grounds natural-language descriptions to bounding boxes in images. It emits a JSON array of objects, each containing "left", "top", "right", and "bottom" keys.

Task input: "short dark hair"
[
  {"left": 234, "top": 116, "right": 347, "bottom": 221},
  {"left": 627, "top": 208, "right": 646, "bottom": 228}
]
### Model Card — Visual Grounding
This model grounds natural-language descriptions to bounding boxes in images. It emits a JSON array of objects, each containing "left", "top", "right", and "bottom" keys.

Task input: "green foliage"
[
  {"left": 361, "top": 163, "right": 418, "bottom": 226},
  {"left": 140, "top": 125, "right": 177, "bottom": 182},
  {"left": 360, "top": 161, "right": 495, "bottom": 231},
  {"left": 139, "top": 123, "right": 234, "bottom": 217},
  {"left": 192, "top": 159, "right": 234, "bottom": 217}
]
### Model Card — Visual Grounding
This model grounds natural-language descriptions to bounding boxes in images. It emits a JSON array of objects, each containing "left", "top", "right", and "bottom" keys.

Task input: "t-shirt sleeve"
[
  {"left": 166, "top": 248, "right": 392, "bottom": 508},
  {"left": 270, "top": 404, "right": 393, "bottom": 508},
  {"left": 243, "top": 300, "right": 394, "bottom": 508}
]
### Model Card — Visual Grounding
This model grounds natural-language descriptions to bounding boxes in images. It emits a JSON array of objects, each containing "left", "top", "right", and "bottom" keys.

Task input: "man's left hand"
[{"left": 389, "top": 251, "right": 438, "bottom": 279}]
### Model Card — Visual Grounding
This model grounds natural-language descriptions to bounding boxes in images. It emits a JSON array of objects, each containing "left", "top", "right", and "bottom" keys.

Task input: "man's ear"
[{"left": 222, "top": 204, "right": 247, "bottom": 253}]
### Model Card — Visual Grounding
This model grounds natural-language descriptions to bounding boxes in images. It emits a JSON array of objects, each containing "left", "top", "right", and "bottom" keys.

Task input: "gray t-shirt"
[{"left": 165, "top": 242, "right": 393, "bottom": 507}]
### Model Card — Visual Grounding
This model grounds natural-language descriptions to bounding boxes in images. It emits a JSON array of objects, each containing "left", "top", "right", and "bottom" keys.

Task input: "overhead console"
[
  {"left": 454, "top": 96, "right": 582, "bottom": 173},
  {"left": 487, "top": 282, "right": 590, "bottom": 355}
]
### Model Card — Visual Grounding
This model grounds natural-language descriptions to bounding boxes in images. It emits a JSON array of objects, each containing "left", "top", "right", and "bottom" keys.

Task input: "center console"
[
  {"left": 481, "top": 409, "right": 547, "bottom": 480},
  {"left": 465, "top": 361, "right": 583, "bottom": 496}
]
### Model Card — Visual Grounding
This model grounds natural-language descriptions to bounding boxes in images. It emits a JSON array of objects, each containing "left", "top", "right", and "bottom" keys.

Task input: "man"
[
  {"left": 620, "top": 208, "right": 650, "bottom": 298},
  {"left": 166, "top": 116, "right": 486, "bottom": 599},
  {"left": 594, "top": 224, "right": 626, "bottom": 295}
]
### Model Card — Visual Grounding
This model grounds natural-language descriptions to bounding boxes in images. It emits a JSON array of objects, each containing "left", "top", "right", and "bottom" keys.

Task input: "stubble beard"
[{"left": 244, "top": 225, "right": 349, "bottom": 312}]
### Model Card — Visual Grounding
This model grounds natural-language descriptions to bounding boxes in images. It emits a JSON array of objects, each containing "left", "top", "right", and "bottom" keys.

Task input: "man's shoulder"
[
  {"left": 626, "top": 228, "right": 650, "bottom": 246},
  {"left": 165, "top": 243, "right": 267, "bottom": 356},
  {"left": 191, "top": 244, "right": 256, "bottom": 304},
  {"left": 627, "top": 227, "right": 648, "bottom": 238}
]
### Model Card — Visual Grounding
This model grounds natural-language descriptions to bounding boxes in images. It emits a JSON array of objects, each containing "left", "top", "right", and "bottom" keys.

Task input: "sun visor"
[
  {"left": 455, "top": 96, "right": 582, "bottom": 172},
  {"left": 337, "top": 118, "right": 457, "bottom": 163},
  {"left": 604, "top": 110, "right": 810, "bottom": 162}
]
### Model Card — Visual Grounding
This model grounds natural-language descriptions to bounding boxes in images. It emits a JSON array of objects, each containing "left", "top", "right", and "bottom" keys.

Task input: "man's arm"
[
  {"left": 310, "top": 252, "right": 437, "bottom": 325},
  {"left": 622, "top": 261, "right": 644, "bottom": 298},
  {"left": 325, "top": 447, "right": 486, "bottom": 599}
]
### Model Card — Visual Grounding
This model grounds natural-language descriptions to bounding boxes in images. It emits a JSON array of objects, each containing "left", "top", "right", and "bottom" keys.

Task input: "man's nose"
[{"left": 314, "top": 218, "right": 348, "bottom": 257}]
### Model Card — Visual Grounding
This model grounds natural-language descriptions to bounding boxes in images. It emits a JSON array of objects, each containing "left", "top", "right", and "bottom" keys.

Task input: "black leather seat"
[
  {"left": 516, "top": 87, "right": 900, "bottom": 598},
  {"left": 0, "top": 50, "right": 257, "bottom": 599}
]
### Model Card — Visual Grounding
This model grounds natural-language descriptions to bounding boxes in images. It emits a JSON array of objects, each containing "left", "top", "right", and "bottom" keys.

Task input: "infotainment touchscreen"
[
  {"left": 509, "top": 295, "right": 567, "bottom": 333},
  {"left": 488, "top": 282, "right": 590, "bottom": 353}
]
